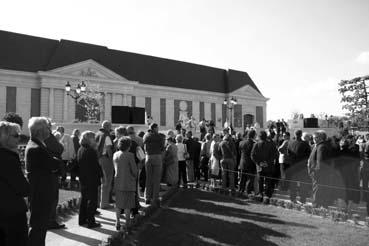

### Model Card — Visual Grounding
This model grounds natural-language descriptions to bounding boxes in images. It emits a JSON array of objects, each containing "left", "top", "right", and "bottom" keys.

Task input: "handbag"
[{"left": 136, "top": 146, "right": 145, "bottom": 161}]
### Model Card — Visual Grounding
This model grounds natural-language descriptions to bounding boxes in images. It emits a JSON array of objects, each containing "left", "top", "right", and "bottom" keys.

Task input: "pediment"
[
  {"left": 232, "top": 85, "right": 264, "bottom": 98},
  {"left": 48, "top": 59, "right": 127, "bottom": 80}
]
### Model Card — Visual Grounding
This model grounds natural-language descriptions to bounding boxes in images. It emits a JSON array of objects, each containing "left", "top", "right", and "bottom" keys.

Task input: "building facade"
[{"left": 0, "top": 30, "right": 268, "bottom": 133}]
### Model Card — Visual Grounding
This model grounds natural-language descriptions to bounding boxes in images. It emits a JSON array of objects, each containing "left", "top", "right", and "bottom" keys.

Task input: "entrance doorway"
[{"left": 243, "top": 114, "right": 254, "bottom": 131}]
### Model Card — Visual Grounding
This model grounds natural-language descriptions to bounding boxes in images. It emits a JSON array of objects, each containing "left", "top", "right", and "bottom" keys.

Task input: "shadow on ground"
[{"left": 135, "top": 189, "right": 316, "bottom": 246}]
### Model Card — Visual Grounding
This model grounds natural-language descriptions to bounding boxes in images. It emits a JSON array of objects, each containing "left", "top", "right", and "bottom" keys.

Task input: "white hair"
[
  {"left": 28, "top": 117, "right": 48, "bottom": 139},
  {"left": 0, "top": 121, "right": 21, "bottom": 147}
]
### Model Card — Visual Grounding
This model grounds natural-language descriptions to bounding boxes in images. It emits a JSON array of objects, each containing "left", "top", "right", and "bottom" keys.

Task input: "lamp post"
[
  {"left": 223, "top": 96, "right": 237, "bottom": 128},
  {"left": 65, "top": 81, "right": 86, "bottom": 103}
]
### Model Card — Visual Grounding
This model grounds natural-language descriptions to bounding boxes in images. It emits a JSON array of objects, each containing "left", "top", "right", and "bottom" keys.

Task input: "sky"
[{"left": 1, "top": 0, "right": 369, "bottom": 120}]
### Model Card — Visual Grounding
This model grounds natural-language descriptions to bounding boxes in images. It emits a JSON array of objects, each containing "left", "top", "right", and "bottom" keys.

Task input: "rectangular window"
[
  {"left": 211, "top": 103, "right": 216, "bottom": 125},
  {"left": 256, "top": 106, "right": 264, "bottom": 128},
  {"left": 199, "top": 101, "right": 205, "bottom": 121},
  {"left": 31, "top": 88, "right": 41, "bottom": 116},
  {"left": 233, "top": 104, "right": 242, "bottom": 128},
  {"left": 6, "top": 86, "right": 16, "bottom": 112},
  {"left": 222, "top": 104, "right": 227, "bottom": 126},
  {"left": 131, "top": 96, "right": 136, "bottom": 107},
  {"left": 160, "top": 98, "right": 166, "bottom": 126}
]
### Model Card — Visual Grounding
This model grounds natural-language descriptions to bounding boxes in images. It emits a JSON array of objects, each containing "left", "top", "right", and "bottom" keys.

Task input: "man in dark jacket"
[
  {"left": 251, "top": 130, "right": 278, "bottom": 203},
  {"left": 77, "top": 131, "right": 103, "bottom": 228},
  {"left": 143, "top": 123, "right": 165, "bottom": 204},
  {"left": 286, "top": 129, "right": 311, "bottom": 203},
  {"left": 219, "top": 134, "right": 237, "bottom": 190},
  {"left": 238, "top": 130, "right": 256, "bottom": 195},
  {"left": 25, "top": 117, "right": 60, "bottom": 246},
  {"left": 44, "top": 119, "right": 65, "bottom": 230},
  {"left": 308, "top": 130, "right": 330, "bottom": 208},
  {"left": 184, "top": 131, "right": 197, "bottom": 182},
  {"left": 95, "top": 121, "right": 114, "bottom": 209},
  {"left": 0, "top": 121, "right": 29, "bottom": 246}
]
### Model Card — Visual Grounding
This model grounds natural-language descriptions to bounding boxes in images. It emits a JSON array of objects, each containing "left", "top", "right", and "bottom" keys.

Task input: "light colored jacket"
[
  {"left": 60, "top": 134, "right": 75, "bottom": 161},
  {"left": 113, "top": 151, "right": 138, "bottom": 191}
]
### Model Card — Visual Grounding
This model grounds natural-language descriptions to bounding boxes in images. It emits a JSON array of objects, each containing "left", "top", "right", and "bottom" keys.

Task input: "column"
[
  {"left": 53, "top": 89, "right": 64, "bottom": 122},
  {"left": 123, "top": 95, "right": 132, "bottom": 106},
  {"left": 204, "top": 102, "right": 211, "bottom": 121},
  {"left": 192, "top": 101, "right": 199, "bottom": 123},
  {"left": 67, "top": 95, "right": 75, "bottom": 122},
  {"left": 49, "top": 88, "right": 54, "bottom": 119},
  {"left": 16, "top": 88, "right": 31, "bottom": 127},
  {"left": 63, "top": 92, "right": 68, "bottom": 122},
  {"left": 40, "top": 88, "right": 50, "bottom": 117},
  {"left": 151, "top": 97, "right": 160, "bottom": 125},
  {"left": 104, "top": 93, "right": 112, "bottom": 121}
]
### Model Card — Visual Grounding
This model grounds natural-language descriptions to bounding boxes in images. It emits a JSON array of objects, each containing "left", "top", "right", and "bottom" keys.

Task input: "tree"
[
  {"left": 75, "top": 83, "right": 103, "bottom": 122},
  {"left": 338, "top": 75, "right": 369, "bottom": 126}
]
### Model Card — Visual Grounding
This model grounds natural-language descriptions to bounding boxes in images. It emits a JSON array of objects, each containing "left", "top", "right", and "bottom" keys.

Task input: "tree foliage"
[
  {"left": 76, "top": 83, "right": 103, "bottom": 122},
  {"left": 338, "top": 76, "right": 369, "bottom": 123}
]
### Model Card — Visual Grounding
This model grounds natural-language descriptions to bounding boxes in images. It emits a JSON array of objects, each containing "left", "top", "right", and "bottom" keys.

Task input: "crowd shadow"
[
  {"left": 51, "top": 230, "right": 102, "bottom": 246},
  {"left": 137, "top": 189, "right": 297, "bottom": 246}
]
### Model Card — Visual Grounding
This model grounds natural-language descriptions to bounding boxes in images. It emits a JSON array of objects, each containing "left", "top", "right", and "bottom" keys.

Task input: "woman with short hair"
[
  {"left": 0, "top": 121, "right": 29, "bottom": 246},
  {"left": 77, "top": 131, "right": 102, "bottom": 228},
  {"left": 113, "top": 137, "right": 138, "bottom": 231}
]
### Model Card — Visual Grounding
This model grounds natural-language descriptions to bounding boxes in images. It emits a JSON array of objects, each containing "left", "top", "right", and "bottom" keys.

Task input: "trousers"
[
  {"left": 99, "top": 156, "right": 114, "bottom": 208},
  {"left": 145, "top": 154, "right": 163, "bottom": 202}
]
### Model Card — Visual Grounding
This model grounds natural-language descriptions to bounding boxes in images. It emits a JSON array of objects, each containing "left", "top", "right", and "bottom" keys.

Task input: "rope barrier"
[{"left": 212, "top": 166, "right": 369, "bottom": 193}]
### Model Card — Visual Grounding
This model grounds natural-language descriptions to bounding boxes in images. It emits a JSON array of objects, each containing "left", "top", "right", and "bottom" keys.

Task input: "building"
[{"left": 0, "top": 30, "right": 268, "bottom": 133}]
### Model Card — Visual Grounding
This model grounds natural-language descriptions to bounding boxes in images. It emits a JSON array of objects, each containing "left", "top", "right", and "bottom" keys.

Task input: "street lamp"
[
  {"left": 223, "top": 96, "right": 237, "bottom": 128},
  {"left": 65, "top": 81, "right": 86, "bottom": 103}
]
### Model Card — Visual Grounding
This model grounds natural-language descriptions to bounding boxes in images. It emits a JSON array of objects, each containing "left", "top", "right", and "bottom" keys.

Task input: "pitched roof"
[{"left": 0, "top": 30, "right": 262, "bottom": 95}]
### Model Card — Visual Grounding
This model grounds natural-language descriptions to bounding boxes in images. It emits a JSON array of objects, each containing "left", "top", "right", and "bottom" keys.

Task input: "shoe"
[
  {"left": 48, "top": 222, "right": 66, "bottom": 230},
  {"left": 95, "top": 210, "right": 101, "bottom": 215},
  {"left": 87, "top": 221, "right": 101, "bottom": 228},
  {"left": 79, "top": 220, "right": 87, "bottom": 226}
]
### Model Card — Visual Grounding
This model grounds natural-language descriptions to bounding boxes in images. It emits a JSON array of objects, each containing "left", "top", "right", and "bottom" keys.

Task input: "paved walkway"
[{"left": 46, "top": 186, "right": 172, "bottom": 246}]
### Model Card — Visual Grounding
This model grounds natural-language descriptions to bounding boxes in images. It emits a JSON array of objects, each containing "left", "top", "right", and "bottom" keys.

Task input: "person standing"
[
  {"left": 184, "top": 131, "right": 196, "bottom": 182},
  {"left": 163, "top": 136, "right": 179, "bottom": 186},
  {"left": 96, "top": 121, "right": 114, "bottom": 209},
  {"left": 363, "top": 133, "right": 369, "bottom": 216},
  {"left": 0, "top": 121, "right": 29, "bottom": 246},
  {"left": 143, "top": 123, "right": 165, "bottom": 205},
  {"left": 56, "top": 126, "right": 76, "bottom": 188},
  {"left": 251, "top": 130, "right": 278, "bottom": 203},
  {"left": 70, "top": 129, "right": 81, "bottom": 188},
  {"left": 43, "top": 120, "right": 65, "bottom": 230},
  {"left": 113, "top": 137, "right": 138, "bottom": 231},
  {"left": 77, "top": 131, "right": 102, "bottom": 228},
  {"left": 308, "top": 130, "right": 330, "bottom": 208},
  {"left": 219, "top": 134, "right": 237, "bottom": 191},
  {"left": 286, "top": 130, "right": 311, "bottom": 203},
  {"left": 176, "top": 134, "right": 188, "bottom": 188},
  {"left": 238, "top": 130, "right": 257, "bottom": 195},
  {"left": 25, "top": 117, "right": 60, "bottom": 246},
  {"left": 200, "top": 133, "right": 212, "bottom": 182}
]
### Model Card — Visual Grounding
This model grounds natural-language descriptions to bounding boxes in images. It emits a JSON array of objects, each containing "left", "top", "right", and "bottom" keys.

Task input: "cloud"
[{"left": 356, "top": 51, "right": 369, "bottom": 64}]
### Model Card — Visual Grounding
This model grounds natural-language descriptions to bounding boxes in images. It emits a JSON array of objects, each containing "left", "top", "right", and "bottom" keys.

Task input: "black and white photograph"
[{"left": 0, "top": 0, "right": 369, "bottom": 245}]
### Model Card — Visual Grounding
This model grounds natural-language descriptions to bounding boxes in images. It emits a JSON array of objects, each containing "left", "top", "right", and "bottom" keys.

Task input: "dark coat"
[
  {"left": 192, "top": 140, "right": 202, "bottom": 165},
  {"left": 239, "top": 138, "right": 256, "bottom": 172},
  {"left": 287, "top": 138, "right": 311, "bottom": 172},
  {"left": 251, "top": 140, "right": 278, "bottom": 167},
  {"left": 308, "top": 141, "right": 329, "bottom": 175},
  {"left": 0, "top": 147, "right": 29, "bottom": 218},
  {"left": 44, "top": 134, "right": 64, "bottom": 159},
  {"left": 77, "top": 145, "right": 103, "bottom": 188},
  {"left": 25, "top": 138, "right": 60, "bottom": 226}
]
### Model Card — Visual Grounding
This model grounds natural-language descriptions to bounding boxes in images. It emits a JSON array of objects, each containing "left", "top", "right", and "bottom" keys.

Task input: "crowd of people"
[{"left": 1, "top": 111, "right": 369, "bottom": 246}]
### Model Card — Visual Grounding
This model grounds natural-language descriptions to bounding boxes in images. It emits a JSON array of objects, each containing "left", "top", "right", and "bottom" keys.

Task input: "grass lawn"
[
  {"left": 132, "top": 189, "right": 369, "bottom": 246},
  {"left": 58, "top": 189, "right": 80, "bottom": 204}
]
